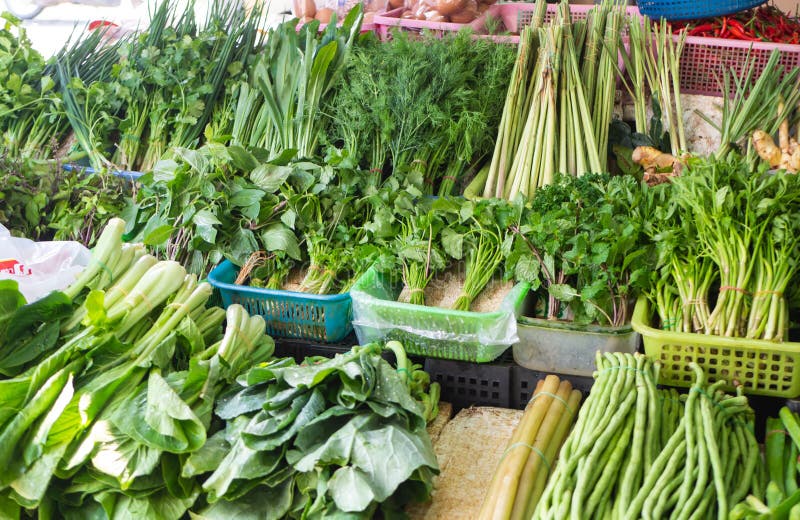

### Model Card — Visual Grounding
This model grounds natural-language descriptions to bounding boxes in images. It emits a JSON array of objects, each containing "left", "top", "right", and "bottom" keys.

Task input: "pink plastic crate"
[
  {"left": 475, "top": 2, "right": 641, "bottom": 34},
  {"left": 374, "top": 7, "right": 476, "bottom": 39},
  {"left": 678, "top": 36, "right": 800, "bottom": 96}
]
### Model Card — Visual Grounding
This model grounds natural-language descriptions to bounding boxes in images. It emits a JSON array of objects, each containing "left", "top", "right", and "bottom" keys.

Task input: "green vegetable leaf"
[{"left": 260, "top": 224, "right": 301, "bottom": 260}]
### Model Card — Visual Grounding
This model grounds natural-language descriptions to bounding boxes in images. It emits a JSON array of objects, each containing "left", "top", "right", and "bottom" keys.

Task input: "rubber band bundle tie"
[
  {"left": 442, "top": 175, "right": 458, "bottom": 182},
  {"left": 599, "top": 365, "right": 657, "bottom": 385},
  {"left": 93, "top": 258, "right": 115, "bottom": 285},
  {"left": 682, "top": 298, "right": 706, "bottom": 307},
  {"left": 410, "top": 288, "right": 425, "bottom": 295},
  {"left": 661, "top": 317, "right": 678, "bottom": 329},
  {"left": 499, "top": 442, "right": 552, "bottom": 474},
  {"left": 529, "top": 391, "right": 575, "bottom": 418},
  {"left": 136, "top": 290, "right": 157, "bottom": 311},
  {"left": 719, "top": 286, "right": 748, "bottom": 294},
  {"left": 168, "top": 301, "right": 191, "bottom": 315},
  {"left": 766, "top": 428, "right": 789, "bottom": 439},
  {"left": 755, "top": 290, "right": 783, "bottom": 297},
  {"left": 396, "top": 367, "right": 409, "bottom": 375}
]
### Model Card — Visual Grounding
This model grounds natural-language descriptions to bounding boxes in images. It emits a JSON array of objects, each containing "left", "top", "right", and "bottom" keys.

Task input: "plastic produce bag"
[
  {"left": 350, "top": 267, "right": 527, "bottom": 363},
  {"left": 0, "top": 224, "right": 91, "bottom": 303}
]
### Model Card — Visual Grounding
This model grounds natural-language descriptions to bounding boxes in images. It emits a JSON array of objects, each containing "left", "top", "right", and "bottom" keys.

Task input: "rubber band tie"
[
  {"left": 719, "top": 286, "right": 748, "bottom": 294},
  {"left": 766, "top": 429, "right": 789, "bottom": 439},
  {"left": 396, "top": 367, "right": 409, "bottom": 375},
  {"left": 530, "top": 391, "right": 575, "bottom": 418},
  {"left": 690, "top": 386, "right": 730, "bottom": 415},
  {"left": 410, "top": 288, "right": 425, "bottom": 295},
  {"left": 755, "top": 290, "right": 783, "bottom": 297},
  {"left": 93, "top": 258, "right": 115, "bottom": 285},
  {"left": 168, "top": 302, "right": 192, "bottom": 315},
  {"left": 442, "top": 175, "right": 458, "bottom": 182},
  {"left": 598, "top": 365, "right": 657, "bottom": 385},
  {"left": 136, "top": 290, "right": 156, "bottom": 311},
  {"left": 499, "top": 442, "right": 552, "bottom": 473}
]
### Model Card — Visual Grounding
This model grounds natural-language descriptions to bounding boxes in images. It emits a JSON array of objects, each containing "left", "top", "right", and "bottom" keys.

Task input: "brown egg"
[
  {"left": 389, "top": 0, "right": 405, "bottom": 9},
  {"left": 477, "top": 2, "right": 489, "bottom": 13},
  {"left": 401, "top": 8, "right": 415, "bottom": 18},
  {"left": 315, "top": 7, "right": 334, "bottom": 22}
]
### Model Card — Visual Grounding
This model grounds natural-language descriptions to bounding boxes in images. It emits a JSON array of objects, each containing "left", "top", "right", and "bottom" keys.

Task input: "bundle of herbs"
[
  {"left": 646, "top": 154, "right": 800, "bottom": 340},
  {"left": 60, "top": 0, "right": 263, "bottom": 173},
  {"left": 392, "top": 197, "right": 519, "bottom": 312},
  {"left": 507, "top": 173, "right": 651, "bottom": 327},
  {"left": 123, "top": 144, "right": 297, "bottom": 276},
  {"left": 482, "top": 0, "right": 625, "bottom": 200},
  {"left": 242, "top": 158, "right": 398, "bottom": 295},
  {"left": 324, "top": 30, "right": 515, "bottom": 195},
  {"left": 0, "top": 13, "right": 62, "bottom": 160},
  {"left": 229, "top": 8, "right": 363, "bottom": 159}
]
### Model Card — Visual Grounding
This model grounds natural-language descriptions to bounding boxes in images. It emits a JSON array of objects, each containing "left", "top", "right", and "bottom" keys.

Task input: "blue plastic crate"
[
  {"left": 637, "top": 0, "right": 765, "bottom": 21},
  {"left": 207, "top": 260, "right": 353, "bottom": 343}
]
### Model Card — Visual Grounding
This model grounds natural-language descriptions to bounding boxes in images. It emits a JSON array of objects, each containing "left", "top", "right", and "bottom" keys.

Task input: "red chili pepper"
[
  {"left": 728, "top": 24, "right": 761, "bottom": 41},
  {"left": 689, "top": 23, "right": 714, "bottom": 36}
]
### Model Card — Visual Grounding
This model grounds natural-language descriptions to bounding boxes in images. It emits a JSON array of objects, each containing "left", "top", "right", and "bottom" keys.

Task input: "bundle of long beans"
[{"left": 534, "top": 353, "right": 762, "bottom": 520}]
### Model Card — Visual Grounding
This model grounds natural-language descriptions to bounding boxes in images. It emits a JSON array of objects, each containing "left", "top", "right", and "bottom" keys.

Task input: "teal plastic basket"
[
  {"left": 207, "top": 260, "right": 353, "bottom": 343},
  {"left": 350, "top": 266, "right": 530, "bottom": 362}
]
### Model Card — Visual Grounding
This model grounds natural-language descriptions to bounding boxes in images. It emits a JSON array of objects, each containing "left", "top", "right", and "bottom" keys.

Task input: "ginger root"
[
  {"left": 752, "top": 99, "right": 799, "bottom": 174},
  {"left": 632, "top": 146, "right": 684, "bottom": 185},
  {"left": 753, "top": 130, "right": 783, "bottom": 168}
]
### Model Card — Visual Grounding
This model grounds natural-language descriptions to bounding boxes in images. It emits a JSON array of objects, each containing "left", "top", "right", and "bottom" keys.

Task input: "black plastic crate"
[
  {"left": 424, "top": 358, "right": 512, "bottom": 410},
  {"left": 273, "top": 334, "right": 358, "bottom": 362},
  {"left": 511, "top": 366, "right": 596, "bottom": 410}
]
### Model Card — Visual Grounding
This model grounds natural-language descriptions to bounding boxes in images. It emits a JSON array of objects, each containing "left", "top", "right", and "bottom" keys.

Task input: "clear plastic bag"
[{"left": 0, "top": 225, "right": 91, "bottom": 303}]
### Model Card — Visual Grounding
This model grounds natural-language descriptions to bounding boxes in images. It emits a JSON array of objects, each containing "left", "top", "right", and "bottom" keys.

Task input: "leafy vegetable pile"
[
  {"left": 646, "top": 154, "right": 800, "bottom": 340},
  {"left": 534, "top": 353, "right": 762, "bottom": 519},
  {"left": 0, "top": 13, "right": 117, "bottom": 161},
  {"left": 194, "top": 341, "right": 439, "bottom": 519},
  {"left": 0, "top": 219, "right": 440, "bottom": 519},
  {"left": 60, "top": 0, "right": 263, "bottom": 172},
  {"left": 391, "top": 197, "right": 521, "bottom": 311},
  {"left": 324, "top": 29, "right": 515, "bottom": 196},
  {"left": 0, "top": 155, "right": 127, "bottom": 244},
  {"left": 507, "top": 173, "right": 650, "bottom": 327}
]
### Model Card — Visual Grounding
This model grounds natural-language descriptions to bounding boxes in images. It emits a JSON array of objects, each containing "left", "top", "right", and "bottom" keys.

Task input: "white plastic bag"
[{"left": 0, "top": 224, "right": 91, "bottom": 303}]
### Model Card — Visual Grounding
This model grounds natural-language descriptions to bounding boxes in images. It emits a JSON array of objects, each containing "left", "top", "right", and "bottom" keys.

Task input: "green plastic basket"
[
  {"left": 207, "top": 260, "right": 353, "bottom": 343},
  {"left": 350, "top": 266, "right": 530, "bottom": 362},
  {"left": 631, "top": 297, "right": 800, "bottom": 398}
]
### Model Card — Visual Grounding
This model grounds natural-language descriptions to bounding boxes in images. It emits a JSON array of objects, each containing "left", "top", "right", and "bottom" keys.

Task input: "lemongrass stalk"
[{"left": 670, "top": 29, "right": 688, "bottom": 152}]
